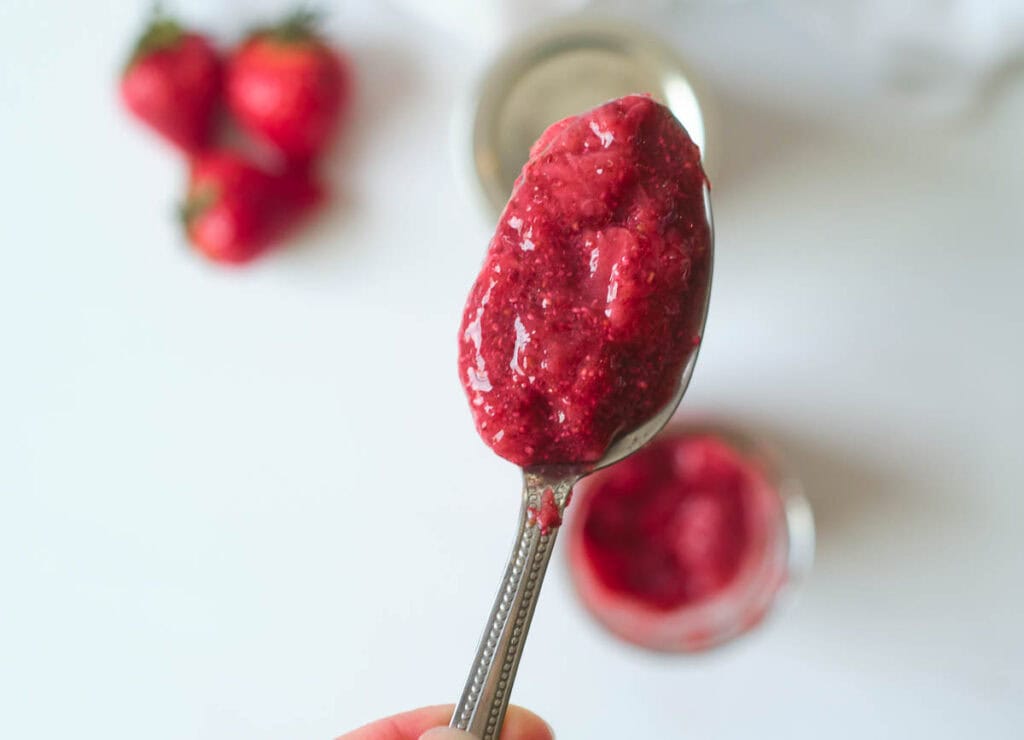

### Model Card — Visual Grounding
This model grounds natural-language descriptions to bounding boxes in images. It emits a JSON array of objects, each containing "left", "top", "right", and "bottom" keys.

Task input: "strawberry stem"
[
  {"left": 124, "top": 4, "right": 184, "bottom": 70},
  {"left": 178, "top": 184, "right": 218, "bottom": 228},
  {"left": 264, "top": 6, "right": 323, "bottom": 44}
]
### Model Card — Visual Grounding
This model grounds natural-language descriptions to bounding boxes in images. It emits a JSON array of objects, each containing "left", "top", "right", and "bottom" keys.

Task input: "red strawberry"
[
  {"left": 181, "top": 151, "right": 323, "bottom": 264},
  {"left": 226, "top": 10, "right": 351, "bottom": 163},
  {"left": 120, "top": 11, "right": 221, "bottom": 153}
]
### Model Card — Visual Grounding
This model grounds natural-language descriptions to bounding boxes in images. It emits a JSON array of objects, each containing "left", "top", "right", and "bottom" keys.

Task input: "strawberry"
[
  {"left": 226, "top": 9, "right": 351, "bottom": 163},
  {"left": 181, "top": 151, "right": 323, "bottom": 264},
  {"left": 120, "top": 11, "right": 221, "bottom": 153}
]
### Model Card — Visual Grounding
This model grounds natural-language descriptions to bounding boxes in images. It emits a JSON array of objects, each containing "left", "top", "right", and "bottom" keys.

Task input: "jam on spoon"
[
  {"left": 458, "top": 93, "right": 710, "bottom": 468},
  {"left": 451, "top": 95, "right": 713, "bottom": 739}
]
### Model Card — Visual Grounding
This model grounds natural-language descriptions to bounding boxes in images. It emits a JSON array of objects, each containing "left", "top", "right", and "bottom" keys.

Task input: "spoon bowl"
[{"left": 590, "top": 185, "right": 714, "bottom": 475}]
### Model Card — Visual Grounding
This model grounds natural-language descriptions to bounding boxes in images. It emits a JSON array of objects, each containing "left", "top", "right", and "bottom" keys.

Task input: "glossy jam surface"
[
  {"left": 458, "top": 95, "right": 710, "bottom": 467},
  {"left": 579, "top": 434, "right": 770, "bottom": 611}
]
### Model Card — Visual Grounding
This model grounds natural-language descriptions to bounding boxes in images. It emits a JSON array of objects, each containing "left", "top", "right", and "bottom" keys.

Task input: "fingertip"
[
  {"left": 340, "top": 705, "right": 452, "bottom": 739},
  {"left": 415, "top": 706, "right": 552, "bottom": 740},
  {"left": 502, "top": 705, "right": 554, "bottom": 740},
  {"left": 338, "top": 704, "right": 553, "bottom": 740},
  {"left": 418, "top": 729, "right": 473, "bottom": 740}
]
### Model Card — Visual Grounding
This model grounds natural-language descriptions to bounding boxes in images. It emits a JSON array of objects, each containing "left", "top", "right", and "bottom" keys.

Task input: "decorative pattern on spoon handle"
[{"left": 450, "top": 479, "right": 570, "bottom": 739}]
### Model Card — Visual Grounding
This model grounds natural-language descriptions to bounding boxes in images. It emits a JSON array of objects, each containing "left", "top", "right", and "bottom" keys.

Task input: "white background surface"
[{"left": 2, "top": 1, "right": 1023, "bottom": 738}]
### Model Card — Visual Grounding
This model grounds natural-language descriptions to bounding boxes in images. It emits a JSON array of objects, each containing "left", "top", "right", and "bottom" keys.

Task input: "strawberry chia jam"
[
  {"left": 458, "top": 95, "right": 710, "bottom": 467},
  {"left": 567, "top": 431, "right": 789, "bottom": 651}
]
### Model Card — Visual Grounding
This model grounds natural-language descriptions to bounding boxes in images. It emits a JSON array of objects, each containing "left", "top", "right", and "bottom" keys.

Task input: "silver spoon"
[{"left": 449, "top": 186, "right": 714, "bottom": 739}]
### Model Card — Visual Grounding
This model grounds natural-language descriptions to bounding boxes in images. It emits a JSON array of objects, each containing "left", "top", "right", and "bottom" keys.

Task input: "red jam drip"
[
  {"left": 581, "top": 435, "right": 762, "bottom": 611},
  {"left": 458, "top": 95, "right": 710, "bottom": 467},
  {"left": 527, "top": 488, "right": 563, "bottom": 535}
]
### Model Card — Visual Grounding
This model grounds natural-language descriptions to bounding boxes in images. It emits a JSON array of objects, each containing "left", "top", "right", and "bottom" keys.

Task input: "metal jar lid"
[{"left": 462, "top": 15, "right": 712, "bottom": 220}]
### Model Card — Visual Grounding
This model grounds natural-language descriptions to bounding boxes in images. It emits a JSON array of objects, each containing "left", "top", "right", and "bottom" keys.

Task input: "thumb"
[
  {"left": 417, "top": 707, "right": 553, "bottom": 740},
  {"left": 418, "top": 730, "right": 473, "bottom": 740}
]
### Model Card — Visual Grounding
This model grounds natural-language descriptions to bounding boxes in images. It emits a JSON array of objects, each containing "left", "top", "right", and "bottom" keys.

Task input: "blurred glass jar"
[
  {"left": 564, "top": 421, "right": 814, "bottom": 652},
  {"left": 458, "top": 15, "right": 712, "bottom": 220}
]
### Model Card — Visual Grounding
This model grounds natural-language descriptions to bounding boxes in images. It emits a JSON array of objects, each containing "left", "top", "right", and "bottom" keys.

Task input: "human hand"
[{"left": 337, "top": 704, "right": 553, "bottom": 740}]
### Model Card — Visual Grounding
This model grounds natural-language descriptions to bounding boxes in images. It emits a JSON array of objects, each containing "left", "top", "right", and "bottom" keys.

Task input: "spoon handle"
[{"left": 450, "top": 479, "right": 569, "bottom": 739}]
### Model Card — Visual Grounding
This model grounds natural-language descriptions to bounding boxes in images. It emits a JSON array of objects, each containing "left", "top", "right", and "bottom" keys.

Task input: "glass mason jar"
[
  {"left": 459, "top": 14, "right": 712, "bottom": 220},
  {"left": 564, "top": 420, "right": 815, "bottom": 652}
]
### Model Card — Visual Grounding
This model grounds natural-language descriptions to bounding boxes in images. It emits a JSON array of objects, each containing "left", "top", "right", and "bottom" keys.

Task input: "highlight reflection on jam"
[{"left": 458, "top": 95, "right": 710, "bottom": 467}]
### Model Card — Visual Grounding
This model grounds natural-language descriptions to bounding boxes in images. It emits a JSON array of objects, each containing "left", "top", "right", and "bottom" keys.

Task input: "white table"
[{"left": 1, "top": 2, "right": 1021, "bottom": 738}]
